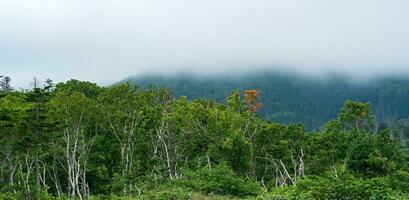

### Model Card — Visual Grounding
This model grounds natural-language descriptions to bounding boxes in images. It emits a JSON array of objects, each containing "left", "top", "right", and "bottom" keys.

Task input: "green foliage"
[
  {"left": 208, "top": 130, "right": 253, "bottom": 174},
  {"left": 227, "top": 90, "right": 244, "bottom": 112},
  {"left": 176, "top": 164, "right": 262, "bottom": 197},
  {"left": 123, "top": 73, "right": 409, "bottom": 130},
  {"left": 1, "top": 78, "right": 409, "bottom": 199},
  {"left": 296, "top": 173, "right": 393, "bottom": 199},
  {"left": 391, "top": 170, "right": 409, "bottom": 192},
  {"left": 0, "top": 189, "right": 57, "bottom": 200},
  {"left": 347, "top": 134, "right": 388, "bottom": 176},
  {"left": 141, "top": 185, "right": 191, "bottom": 200},
  {"left": 55, "top": 79, "right": 104, "bottom": 99},
  {"left": 140, "top": 164, "right": 263, "bottom": 199},
  {"left": 338, "top": 100, "right": 375, "bottom": 132},
  {"left": 390, "top": 119, "right": 409, "bottom": 148},
  {"left": 346, "top": 130, "right": 406, "bottom": 177},
  {"left": 0, "top": 193, "right": 17, "bottom": 200},
  {"left": 305, "top": 130, "right": 349, "bottom": 174}
]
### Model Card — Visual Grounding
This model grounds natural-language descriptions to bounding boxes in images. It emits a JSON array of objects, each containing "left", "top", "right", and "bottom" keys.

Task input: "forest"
[
  {"left": 124, "top": 72, "right": 409, "bottom": 130},
  {"left": 1, "top": 76, "right": 409, "bottom": 200}
]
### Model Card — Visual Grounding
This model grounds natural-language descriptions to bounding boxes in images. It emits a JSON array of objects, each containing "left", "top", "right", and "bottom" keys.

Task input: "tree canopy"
[{"left": 1, "top": 78, "right": 409, "bottom": 199}]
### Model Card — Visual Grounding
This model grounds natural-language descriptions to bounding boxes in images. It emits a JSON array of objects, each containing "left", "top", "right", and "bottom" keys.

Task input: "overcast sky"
[{"left": 1, "top": 0, "right": 409, "bottom": 87}]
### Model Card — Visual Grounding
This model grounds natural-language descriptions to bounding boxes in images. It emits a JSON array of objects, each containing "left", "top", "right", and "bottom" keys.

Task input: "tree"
[
  {"left": 227, "top": 90, "right": 243, "bottom": 112},
  {"left": 1, "top": 79, "right": 409, "bottom": 199},
  {"left": 47, "top": 91, "right": 96, "bottom": 199},
  {"left": 0, "top": 93, "right": 33, "bottom": 196},
  {"left": 338, "top": 100, "right": 376, "bottom": 133},
  {"left": 0, "top": 76, "right": 13, "bottom": 92},
  {"left": 55, "top": 79, "right": 103, "bottom": 99},
  {"left": 244, "top": 90, "right": 263, "bottom": 113},
  {"left": 327, "top": 100, "right": 376, "bottom": 133},
  {"left": 98, "top": 84, "right": 145, "bottom": 194},
  {"left": 24, "top": 78, "right": 56, "bottom": 198}
]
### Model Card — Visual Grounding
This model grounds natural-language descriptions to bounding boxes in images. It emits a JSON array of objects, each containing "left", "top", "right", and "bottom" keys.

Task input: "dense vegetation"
[
  {"left": 1, "top": 76, "right": 409, "bottom": 199},
  {"left": 123, "top": 72, "right": 409, "bottom": 130}
]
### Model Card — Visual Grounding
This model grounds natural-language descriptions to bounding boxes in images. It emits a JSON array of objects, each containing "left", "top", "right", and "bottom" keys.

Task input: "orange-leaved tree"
[{"left": 244, "top": 90, "right": 263, "bottom": 112}]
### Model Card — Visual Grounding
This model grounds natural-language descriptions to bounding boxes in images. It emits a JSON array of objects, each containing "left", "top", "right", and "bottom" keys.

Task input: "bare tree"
[{"left": 261, "top": 147, "right": 305, "bottom": 187}]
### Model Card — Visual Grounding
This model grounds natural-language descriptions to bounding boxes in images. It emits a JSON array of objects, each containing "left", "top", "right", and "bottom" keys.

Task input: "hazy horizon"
[{"left": 1, "top": 0, "right": 409, "bottom": 87}]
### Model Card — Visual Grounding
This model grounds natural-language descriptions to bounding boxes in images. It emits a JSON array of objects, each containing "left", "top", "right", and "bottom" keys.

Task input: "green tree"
[
  {"left": 337, "top": 100, "right": 376, "bottom": 133},
  {"left": 47, "top": 91, "right": 97, "bottom": 199}
]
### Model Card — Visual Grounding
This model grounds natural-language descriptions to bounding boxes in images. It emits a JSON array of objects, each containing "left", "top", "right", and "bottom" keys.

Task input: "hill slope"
[{"left": 121, "top": 72, "right": 409, "bottom": 129}]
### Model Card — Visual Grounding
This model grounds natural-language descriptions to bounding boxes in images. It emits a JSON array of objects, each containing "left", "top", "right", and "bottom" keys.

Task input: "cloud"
[{"left": 1, "top": 0, "right": 409, "bottom": 87}]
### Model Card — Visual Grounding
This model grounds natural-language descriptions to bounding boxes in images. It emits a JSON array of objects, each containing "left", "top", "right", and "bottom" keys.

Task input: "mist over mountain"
[
  {"left": 2, "top": 0, "right": 409, "bottom": 87},
  {"left": 121, "top": 71, "right": 409, "bottom": 129}
]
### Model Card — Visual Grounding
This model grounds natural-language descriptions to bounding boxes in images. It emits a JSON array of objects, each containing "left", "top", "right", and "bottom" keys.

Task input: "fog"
[{"left": 1, "top": 0, "right": 409, "bottom": 87}]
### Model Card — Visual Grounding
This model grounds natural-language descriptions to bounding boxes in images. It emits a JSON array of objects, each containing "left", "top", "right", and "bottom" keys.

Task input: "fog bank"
[{"left": 1, "top": 0, "right": 409, "bottom": 87}]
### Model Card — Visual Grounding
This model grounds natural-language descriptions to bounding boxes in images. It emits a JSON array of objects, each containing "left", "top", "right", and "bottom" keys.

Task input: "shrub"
[
  {"left": 176, "top": 164, "right": 262, "bottom": 197},
  {"left": 0, "top": 193, "right": 17, "bottom": 200},
  {"left": 391, "top": 170, "right": 409, "bottom": 192},
  {"left": 292, "top": 172, "right": 393, "bottom": 200},
  {"left": 141, "top": 184, "right": 191, "bottom": 200}
]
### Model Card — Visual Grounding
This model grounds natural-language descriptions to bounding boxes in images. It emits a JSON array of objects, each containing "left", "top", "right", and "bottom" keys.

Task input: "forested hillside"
[
  {"left": 122, "top": 72, "right": 409, "bottom": 130},
  {"left": 1, "top": 77, "right": 409, "bottom": 199}
]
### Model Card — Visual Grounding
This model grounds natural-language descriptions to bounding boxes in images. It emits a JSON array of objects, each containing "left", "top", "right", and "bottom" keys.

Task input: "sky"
[{"left": 1, "top": 0, "right": 409, "bottom": 88}]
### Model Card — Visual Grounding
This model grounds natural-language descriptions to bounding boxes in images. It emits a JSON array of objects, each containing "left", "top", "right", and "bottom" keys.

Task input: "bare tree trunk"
[
  {"left": 298, "top": 147, "right": 305, "bottom": 178},
  {"left": 107, "top": 111, "right": 141, "bottom": 195},
  {"left": 48, "top": 152, "right": 62, "bottom": 197},
  {"left": 154, "top": 109, "right": 185, "bottom": 181},
  {"left": 17, "top": 156, "right": 35, "bottom": 198},
  {"left": 262, "top": 147, "right": 306, "bottom": 188},
  {"left": 355, "top": 120, "right": 360, "bottom": 133},
  {"left": 6, "top": 154, "right": 17, "bottom": 194},
  {"left": 207, "top": 155, "right": 211, "bottom": 169},
  {"left": 38, "top": 160, "right": 47, "bottom": 188},
  {"left": 157, "top": 120, "right": 174, "bottom": 180},
  {"left": 278, "top": 159, "right": 295, "bottom": 185},
  {"left": 63, "top": 114, "right": 94, "bottom": 200}
]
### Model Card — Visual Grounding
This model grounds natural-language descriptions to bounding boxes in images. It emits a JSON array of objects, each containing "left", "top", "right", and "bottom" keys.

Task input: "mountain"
[{"left": 120, "top": 72, "right": 409, "bottom": 130}]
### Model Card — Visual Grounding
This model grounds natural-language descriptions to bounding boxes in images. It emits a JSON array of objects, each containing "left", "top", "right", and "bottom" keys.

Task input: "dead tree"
[{"left": 262, "top": 147, "right": 306, "bottom": 187}]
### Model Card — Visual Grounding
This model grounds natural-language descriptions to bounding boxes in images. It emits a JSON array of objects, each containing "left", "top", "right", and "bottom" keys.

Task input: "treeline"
[
  {"left": 123, "top": 72, "right": 409, "bottom": 130},
  {"left": 1, "top": 77, "right": 409, "bottom": 199}
]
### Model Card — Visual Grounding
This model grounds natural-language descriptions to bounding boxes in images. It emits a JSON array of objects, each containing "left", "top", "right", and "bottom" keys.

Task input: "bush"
[
  {"left": 391, "top": 170, "right": 409, "bottom": 192},
  {"left": 141, "top": 184, "right": 191, "bottom": 200},
  {"left": 176, "top": 164, "right": 262, "bottom": 197},
  {"left": 189, "top": 193, "right": 237, "bottom": 200},
  {"left": 291, "top": 172, "right": 393, "bottom": 199},
  {"left": 0, "top": 189, "right": 57, "bottom": 200},
  {"left": 0, "top": 193, "right": 17, "bottom": 200}
]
